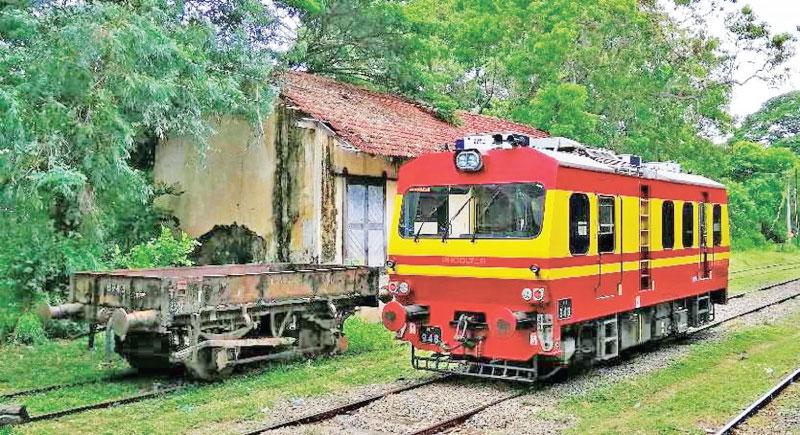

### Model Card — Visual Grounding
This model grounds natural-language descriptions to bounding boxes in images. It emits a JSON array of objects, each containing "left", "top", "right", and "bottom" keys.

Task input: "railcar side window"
[
  {"left": 662, "top": 201, "right": 675, "bottom": 249},
  {"left": 598, "top": 196, "right": 615, "bottom": 253},
  {"left": 569, "top": 193, "right": 590, "bottom": 255},
  {"left": 682, "top": 202, "right": 694, "bottom": 248},
  {"left": 713, "top": 204, "right": 722, "bottom": 246}
]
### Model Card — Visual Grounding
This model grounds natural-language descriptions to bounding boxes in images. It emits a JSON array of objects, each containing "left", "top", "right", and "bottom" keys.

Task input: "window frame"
[
  {"left": 597, "top": 195, "right": 615, "bottom": 254},
  {"left": 662, "top": 200, "right": 675, "bottom": 250},
  {"left": 397, "top": 182, "right": 546, "bottom": 240},
  {"left": 569, "top": 193, "right": 591, "bottom": 256},
  {"left": 712, "top": 204, "right": 722, "bottom": 246},
  {"left": 682, "top": 202, "right": 694, "bottom": 248}
]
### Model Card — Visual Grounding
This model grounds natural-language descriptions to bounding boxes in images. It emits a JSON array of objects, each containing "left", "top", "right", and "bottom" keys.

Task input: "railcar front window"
[{"left": 399, "top": 183, "right": 545, "bottom": 239}]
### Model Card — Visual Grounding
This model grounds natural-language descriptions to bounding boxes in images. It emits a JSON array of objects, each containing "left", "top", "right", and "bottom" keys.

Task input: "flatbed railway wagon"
[
  {"left": 381, "top": 134, "right": 730, "bottom": 382},
  {"left": 42, "top": 263, "right": 378, "bottom": 379}
]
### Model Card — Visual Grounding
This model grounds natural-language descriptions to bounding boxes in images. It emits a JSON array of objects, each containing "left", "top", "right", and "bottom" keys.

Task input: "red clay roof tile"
[{"left": 281, "top": 71, "right": 548, "bottom": 157}]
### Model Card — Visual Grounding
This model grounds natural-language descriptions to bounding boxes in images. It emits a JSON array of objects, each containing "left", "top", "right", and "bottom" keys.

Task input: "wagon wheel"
[
  {"left": 184, "top": 347, "right": 234, "bottom": 381},
  {"left": 299, "top": 327, "right": 348, "bottom": 356},
  {"left": 125, "top": 354, "right": 171, "bottom": 373}
]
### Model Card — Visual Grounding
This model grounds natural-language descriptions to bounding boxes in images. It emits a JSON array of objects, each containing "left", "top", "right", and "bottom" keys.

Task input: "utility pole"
[
  {"left": 788, "top": 177, "right": 793, "bottom": 241},
  {"left": 795, "top": 168, "right": 799, "bottom": 244}
]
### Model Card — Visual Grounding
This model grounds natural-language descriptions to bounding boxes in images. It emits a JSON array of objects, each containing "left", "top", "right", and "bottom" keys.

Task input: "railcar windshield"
[{"left": 399, "top": 183, "right": 545, "bottom": 239}]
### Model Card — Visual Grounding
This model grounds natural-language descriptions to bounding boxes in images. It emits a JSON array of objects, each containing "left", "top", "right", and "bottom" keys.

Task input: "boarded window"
[
  {"left": 662, "top": 201, "right": 675, "bottom": 249},
  {"left": 682, "top": 202, "right": 694, "bottom": 248},
  {"left": 598, "top": 196, "right": 615, "bottom": 253},
  {"left": 713, "top": 204, "right": 722, "bottom": 246},
  {"left": 569, "top": 193, "right": 590, "bottom": 255}
]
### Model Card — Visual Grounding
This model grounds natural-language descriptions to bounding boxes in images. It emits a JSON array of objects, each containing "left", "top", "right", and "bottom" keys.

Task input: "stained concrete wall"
[
  {"left": 154, "top": 114, "right": 279, "bottom": 260},
  {"left": 154, "top": 104, "right": 401, "bottom": 266}
]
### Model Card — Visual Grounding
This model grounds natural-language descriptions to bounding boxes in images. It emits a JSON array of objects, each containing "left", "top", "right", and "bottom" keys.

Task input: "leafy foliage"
[
  {"left": 722, "top": 141, "right": 798, "bottom": 247},
  {"left": 112, "top": 227, "right": 198, "bottom": 269},
  {"left": 12, "top": 311, "right": 48, "bottom": 345},
  {"left": 737, "top": 91, "right": 800, "bottom": 154},
  {"left": 0, "top": 0, "right": 279, "bottom": 341}
]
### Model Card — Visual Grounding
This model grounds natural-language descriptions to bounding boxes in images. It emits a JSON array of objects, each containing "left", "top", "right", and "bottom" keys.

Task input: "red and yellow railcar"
[{"left": 381, "top": 135, "right": 729, "bottom": 382}]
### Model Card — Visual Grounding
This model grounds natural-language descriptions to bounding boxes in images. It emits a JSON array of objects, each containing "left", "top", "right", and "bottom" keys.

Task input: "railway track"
[
  {"left": 7, "top": 275, "right": 799, "bottom": 431},
  {"left": 243, "top": 278, "right": 800, "bottom": 435},
  {"left": 728, "top": 276, "right": 800, "bottom": 300},
  {"left": 242, "top": 375, "right": 450, "bottom": 435},
  {"left": 714, "top": 367, "right": 800, "bottom": 435},
  {"left": 729, "top": 262, "right": 800, "bottom": 276},
  {"left": 22, "top": 384, "right": 185, "bottom": 424},
  {"left": 2, "top": 382, "right": 187, "bottom": 427},
  {"left": 0, "top": 370, "right": 138, "bottom": 400}
]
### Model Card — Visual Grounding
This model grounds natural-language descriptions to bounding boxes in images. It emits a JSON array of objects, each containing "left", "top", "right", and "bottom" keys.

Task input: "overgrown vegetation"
[
  {"left": 0, "top": 0, "right": 279, "bottom": 341},
  {"left": 111, "top": 227, "right": 198, "bottom": 270},
  {"left": 729, "top": 247, "right": 800, "bottom": 295}
]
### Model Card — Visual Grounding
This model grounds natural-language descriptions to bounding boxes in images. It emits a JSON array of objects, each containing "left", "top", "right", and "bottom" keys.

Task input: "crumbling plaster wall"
[
  {"left": 155, "top": 104, "right": 402, "bottom": 265},
  {"left": 154, "top": 114, "right": 279, "bottom": 260}
]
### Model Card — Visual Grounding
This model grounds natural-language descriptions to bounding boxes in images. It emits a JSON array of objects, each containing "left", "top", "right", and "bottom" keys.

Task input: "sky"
[{"left": 724, "top": 1, "right": 800, "bottom": 121}]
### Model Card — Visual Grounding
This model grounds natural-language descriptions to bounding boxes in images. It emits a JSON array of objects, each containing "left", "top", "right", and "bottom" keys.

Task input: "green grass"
[
  {"left": 1, "top": 317, "right": 422, "bottom": 434},
  {"left": 0, "top": 334, "right": 128, "bottom": 394},
  {"left": 729, "top": 248, "right": 800, "bottom": 295},
  {"left": 561, "top": 311, "right": 800, "bottom": 434}
]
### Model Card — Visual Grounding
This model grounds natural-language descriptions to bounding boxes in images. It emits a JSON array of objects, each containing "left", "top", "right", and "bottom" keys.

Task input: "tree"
[
  {"left": 737, "top": 91, "right": 800, "bottom": 154},
  {"left": 0, "top": 0, "right": 279, "bottom": 318},
  {"left": 290, "top": 1, "right": 794, "bottom": 161}
]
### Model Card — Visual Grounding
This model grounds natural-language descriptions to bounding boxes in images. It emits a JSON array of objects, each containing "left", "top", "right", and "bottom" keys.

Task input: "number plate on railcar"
[{"left": 419, "top": 326, "right": 442, "bottom": 344}]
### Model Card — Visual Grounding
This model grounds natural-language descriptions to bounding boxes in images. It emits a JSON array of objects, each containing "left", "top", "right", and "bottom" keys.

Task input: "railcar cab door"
[{"left": 595, "top": 194, "right": 621, "bottom": 298}]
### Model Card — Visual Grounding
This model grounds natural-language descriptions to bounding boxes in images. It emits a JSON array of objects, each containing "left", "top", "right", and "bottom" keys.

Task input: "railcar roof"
[{"left": 539, "top": 149, "right": 725, "bottom": 189}]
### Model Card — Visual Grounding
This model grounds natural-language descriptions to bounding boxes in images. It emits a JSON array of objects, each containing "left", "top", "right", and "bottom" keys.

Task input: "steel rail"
[
  {"left": 17, "top": 385, "right": 185, "bottom": 425},
  {"left": 730, "top": 265, "right": 800, "bottom": 281},
  {"left": 0, "top": 370, "right": 138, "bottom": 400},
  {"left": 729, "top": 261, "right": 800, "bottom": 275},
  {"left": 402, "top": 282, "right": 800, "bottom": 435},
  {"left": 241, "top": 375, "right": 451, "bottom": 435},
  {"left": 696, "top": 287, "right": 800, "bottom": 334},
  {"left": 410, "top": 389, "right": 529, "bottom": 435},
  {"left": 727, "top": 276, "right": 800, "bottom": 300},
  {"left": 714, "top": 367, "right": 800, "bottom": 435}
]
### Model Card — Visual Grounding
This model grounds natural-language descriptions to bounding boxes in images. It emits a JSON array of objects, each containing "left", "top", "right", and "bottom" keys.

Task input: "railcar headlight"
[
  {"left": 397, "top": 282, "right": 410, "bottom": 295},
  {"left": 522, "top": 287, "right": 546, "bottom": 302},
  {"left": 389, "top": 281, "right": 411, "bottom": 295},
  {"left": 454, "top": 150, "right": 483, "bottom": 172},
  {"left": 521, "top": 288, "right": 533, "bottom": 301}
]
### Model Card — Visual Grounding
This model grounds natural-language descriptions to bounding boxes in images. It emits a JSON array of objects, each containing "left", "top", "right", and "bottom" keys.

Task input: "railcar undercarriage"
[
  {"left": 410, "top": 291, "right": 724, "bottom": 383},
  {"left": 115, "top": 298, "right": 357, "bottom": 380}
]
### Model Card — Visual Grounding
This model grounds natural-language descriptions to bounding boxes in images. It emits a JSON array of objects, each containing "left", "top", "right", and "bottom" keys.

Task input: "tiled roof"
[{"left": 281, "top": 71, "right": 548, "bottom": 157}]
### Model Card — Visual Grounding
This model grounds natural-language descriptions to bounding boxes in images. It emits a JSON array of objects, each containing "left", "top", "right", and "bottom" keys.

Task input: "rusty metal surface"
[{"left": 70, "top": 264, "right": 378, "bottom": 314}]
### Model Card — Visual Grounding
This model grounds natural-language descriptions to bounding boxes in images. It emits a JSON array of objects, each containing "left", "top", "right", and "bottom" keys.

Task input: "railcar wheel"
[{"left": 184, "top": 347, "right": 234, "bottom": 381}]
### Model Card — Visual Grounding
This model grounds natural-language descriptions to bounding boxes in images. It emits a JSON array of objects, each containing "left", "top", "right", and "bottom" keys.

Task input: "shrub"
[
  {"left": 12, "top": 312, "right": 48, "bottom": 345},
  {"left": 112, "top": 226, "right": 199, "bottom": 269}
]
